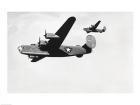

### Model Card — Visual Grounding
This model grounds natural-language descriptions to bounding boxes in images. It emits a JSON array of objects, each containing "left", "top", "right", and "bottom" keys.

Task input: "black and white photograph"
[{"left": 7, "top": 12, "right": 132, "bottom": 93}]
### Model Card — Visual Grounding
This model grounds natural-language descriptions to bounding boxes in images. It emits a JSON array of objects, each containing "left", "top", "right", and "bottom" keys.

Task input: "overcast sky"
[{"left": 8, "top": 12, "right": 133, "bottom": 93}]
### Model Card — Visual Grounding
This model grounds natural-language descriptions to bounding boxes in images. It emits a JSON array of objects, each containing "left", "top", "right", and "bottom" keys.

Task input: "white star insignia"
[{"left": 66, "top": 47, "right": 72, "bottom": 53}]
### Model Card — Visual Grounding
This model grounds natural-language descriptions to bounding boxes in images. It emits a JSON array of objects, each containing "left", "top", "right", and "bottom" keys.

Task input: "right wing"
[{"left": 47, "top": 17, "right": 76, "bottom": 49}]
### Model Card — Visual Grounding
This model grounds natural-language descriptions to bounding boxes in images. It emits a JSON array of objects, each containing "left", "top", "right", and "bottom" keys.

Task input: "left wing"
[
  {"left": 94, "top": 20, "right": 101, "bottom": 29},
  {"left": 47, "top": 16, "right": 76, "bottom": 49}
]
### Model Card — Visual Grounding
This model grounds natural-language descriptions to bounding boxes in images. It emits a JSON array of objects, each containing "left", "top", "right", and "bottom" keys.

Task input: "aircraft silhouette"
[
  {"left": 83, "top": 20, "right": 106, "bottom": 33},
  {"left": 18, "top": 17, "right": 101, "bottom": 62}
]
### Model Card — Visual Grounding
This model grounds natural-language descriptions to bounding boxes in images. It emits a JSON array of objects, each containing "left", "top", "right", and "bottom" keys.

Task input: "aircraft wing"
[
  {"left": 94, "top": 20, "right": 101, "bottom": 29},
  {"left": 47, "top": 17, "right": 76, "bottom": 49},
  {"left": 31, "top": 56, "right": 46, "bottom": 62}
]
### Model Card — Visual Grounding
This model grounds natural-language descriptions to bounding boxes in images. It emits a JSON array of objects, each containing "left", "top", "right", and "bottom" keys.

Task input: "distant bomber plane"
[
  {"left": 18, "top": 17, "right": 104, "bottom": 62},
  {"left": 83, "top": 20, "right": 106, "bottom": 33}
]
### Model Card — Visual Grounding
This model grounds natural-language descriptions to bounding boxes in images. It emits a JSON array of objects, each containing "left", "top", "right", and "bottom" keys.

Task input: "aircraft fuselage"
[{"left": 18, "top": 44, "right": 87, "bottom": 57}]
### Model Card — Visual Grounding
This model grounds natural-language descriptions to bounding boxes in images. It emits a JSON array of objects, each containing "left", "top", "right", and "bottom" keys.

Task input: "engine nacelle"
[
  {"left": 39, "top": 40, "right": 47, "bottom": 45},
  {"left": 44, "top": 33, "right": 59, "bottom": 39}
]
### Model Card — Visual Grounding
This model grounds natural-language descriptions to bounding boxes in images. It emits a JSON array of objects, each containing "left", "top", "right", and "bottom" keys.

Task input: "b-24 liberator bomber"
[
  {"left": 83, "top": 20, "right": 106, "bottom": 33},
  {"left": 18, "top": 17, "right": 104, "bottom": 62}
]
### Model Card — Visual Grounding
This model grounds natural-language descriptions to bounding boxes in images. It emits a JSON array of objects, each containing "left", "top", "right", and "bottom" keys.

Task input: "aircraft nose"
[
  {"left": 18, "top": 46, "right": 22, "bottom": 53},
  {"left": 83, "top": 28, "right": 86, "bottom": 31}
]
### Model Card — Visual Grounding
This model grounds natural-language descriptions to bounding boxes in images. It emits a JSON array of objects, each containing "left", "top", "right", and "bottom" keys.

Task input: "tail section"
[
  {"left": 102, "top": 26, "right": 106, "bottom": 32},
  {"left": 82, "top": 35, "right": 96, "bottom": 53}
]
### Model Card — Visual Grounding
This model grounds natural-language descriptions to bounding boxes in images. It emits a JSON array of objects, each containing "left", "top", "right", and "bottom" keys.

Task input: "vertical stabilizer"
[{"left": 82, "top": 35, "right": 96, "bottom": 53}]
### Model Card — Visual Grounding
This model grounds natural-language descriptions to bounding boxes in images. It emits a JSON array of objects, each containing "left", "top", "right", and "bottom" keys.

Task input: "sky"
[{"left": 7, "top": 12, "right": 133, "bottom": 93}]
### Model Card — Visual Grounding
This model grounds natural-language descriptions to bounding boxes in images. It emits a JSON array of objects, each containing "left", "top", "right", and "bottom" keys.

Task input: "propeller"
[
  {"left": 38, "top": 37, "right": 41, "bottom": 46},
  {"left": 44, "top": 29, "right": 47, "bottom": 39},
  {"left": 45, "top": 29, "right": 47, "bottom": 35}
]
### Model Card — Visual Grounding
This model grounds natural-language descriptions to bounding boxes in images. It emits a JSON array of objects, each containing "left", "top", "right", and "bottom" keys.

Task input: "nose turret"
[{"left": 18, "top": 46, "right": 22, "bottom": 53}]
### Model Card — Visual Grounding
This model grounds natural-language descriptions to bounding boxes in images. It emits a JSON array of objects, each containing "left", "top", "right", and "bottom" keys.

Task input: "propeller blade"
[
  {"left": 44, "top": 30, "right": 47, "bottom": 39},
  {"left": 45, "top": 30, "right": 47, "bottom": 35},
  {"left": 39, "top": 37, "right": 40, "bottom": 46}
]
